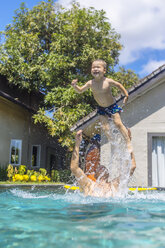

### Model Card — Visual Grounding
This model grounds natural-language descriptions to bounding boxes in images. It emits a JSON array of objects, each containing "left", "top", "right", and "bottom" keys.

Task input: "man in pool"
[{"left": 70, "top": 130, "right": 136, "bottom": 198}]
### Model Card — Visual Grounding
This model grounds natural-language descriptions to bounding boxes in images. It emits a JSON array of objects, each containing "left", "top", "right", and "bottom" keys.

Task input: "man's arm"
[
  {"left": 109, "top": 79, "right": 129, "bottom": 105},
  {"left": 71, "top": 79, "right": 91, "bottom": 93},
  {"left": 70, "top": 130, "right": 91, "bottom": 190}
]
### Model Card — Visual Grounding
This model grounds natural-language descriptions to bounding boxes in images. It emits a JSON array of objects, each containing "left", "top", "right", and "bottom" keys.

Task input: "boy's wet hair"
[{"left": 92, "top": 59, "right": 107, "bottom": 69}]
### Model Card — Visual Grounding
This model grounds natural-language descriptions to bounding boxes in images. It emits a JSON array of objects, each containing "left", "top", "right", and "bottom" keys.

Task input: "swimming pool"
[{"left": 0, "top": 186, "right": 165, "bottom": 248}]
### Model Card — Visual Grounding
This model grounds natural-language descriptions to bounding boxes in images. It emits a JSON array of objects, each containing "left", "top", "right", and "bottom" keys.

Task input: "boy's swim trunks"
[{"left": 97, "top": 103, "right": 122, "bottom": 117}]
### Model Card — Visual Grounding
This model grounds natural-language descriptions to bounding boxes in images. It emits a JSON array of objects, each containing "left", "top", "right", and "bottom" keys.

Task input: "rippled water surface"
[{"left": 0, "top": 186, "right": 165, "bottom": 248}]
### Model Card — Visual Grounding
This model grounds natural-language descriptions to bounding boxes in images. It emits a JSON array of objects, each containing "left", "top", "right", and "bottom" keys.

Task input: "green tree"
[
  {"left": 0, "top": 0, "right": 139, "bottom": 149},
  {"left": 112, "top": 66, "right": 139, "bottom": 96}
]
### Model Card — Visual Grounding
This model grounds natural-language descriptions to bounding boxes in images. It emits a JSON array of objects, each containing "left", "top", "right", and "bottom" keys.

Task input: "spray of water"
[
  {"left": 81, "top": 118, "right": 132, "bottom": 197},
  {"left": 106, "top": 120, "right": 132, "bottom": 196},
  {"left": 9, "top": 187, "right": 165, "bottom": 204}
]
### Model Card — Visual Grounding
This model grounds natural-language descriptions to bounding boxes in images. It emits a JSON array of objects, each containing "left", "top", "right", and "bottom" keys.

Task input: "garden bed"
[{"left": 0, "top": 181, "right": 65, "bottom": 185}]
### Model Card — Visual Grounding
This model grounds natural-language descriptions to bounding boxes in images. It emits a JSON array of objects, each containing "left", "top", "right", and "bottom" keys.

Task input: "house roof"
[
  {"left": 71, "top": 64, "right": 165, "bottom": 132},
  {"left": 0, "top": 75, "right": 43, "bottom": 112},
  {"left": 0, "top": 89, "right": 35, "bottom": 112},
  {"left": 118, "top": 63, "right": 165, "bottom": 103}
]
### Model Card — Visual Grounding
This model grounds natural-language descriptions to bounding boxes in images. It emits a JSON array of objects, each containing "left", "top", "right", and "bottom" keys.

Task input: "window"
[
  {"left": 152, "top": 136, "right": 165, "bottom": 187},
  {"left": 9, "top": 139, "right": 22, "bottom": 165},
  {"left": 31, "top": 145, "right": 41, "bottom": 167},
  {"left": 148, "top": 133, "right": 165, "bottom": 187}
]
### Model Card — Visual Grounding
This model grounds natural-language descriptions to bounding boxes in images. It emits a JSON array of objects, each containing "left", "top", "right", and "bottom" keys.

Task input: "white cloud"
[
  {"left": 57, "top": 0, "right": 165, "bottom": 65},
  {"left": 140, "top": 60, "right": 165, "bottom": 75}
]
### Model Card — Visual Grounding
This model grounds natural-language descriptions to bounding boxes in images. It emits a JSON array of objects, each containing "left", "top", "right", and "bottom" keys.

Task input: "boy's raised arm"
[
  {"left": 71, "top": 79, "right": 91, "bottom": 93},
  {"left": 109, "top": 78, "right": 129, "bottom": 105}
]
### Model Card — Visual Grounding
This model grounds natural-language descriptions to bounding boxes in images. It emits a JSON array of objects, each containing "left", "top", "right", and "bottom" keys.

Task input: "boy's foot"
[
  {"left": 127, "top": 142, "right": 133, "bottom": 153},
  {"left": 130, "top": 151, "right": 136, "bottom": 176}
]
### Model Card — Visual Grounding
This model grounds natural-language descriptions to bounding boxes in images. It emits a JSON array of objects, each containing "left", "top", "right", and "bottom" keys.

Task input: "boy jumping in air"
[{"left": 71, "top": 59, "right": 132, "bottom": 153}]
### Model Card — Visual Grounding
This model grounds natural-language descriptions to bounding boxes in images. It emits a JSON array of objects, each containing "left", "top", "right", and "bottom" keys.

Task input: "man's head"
[
  {"left": 95, "top": 165, "right": 109, "bottom": 182},
  {"left": 91, "top": 59, "right": 107, "bottom": 78}
]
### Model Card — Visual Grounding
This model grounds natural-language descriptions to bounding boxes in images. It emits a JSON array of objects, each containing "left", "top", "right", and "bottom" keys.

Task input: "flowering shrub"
[
  {"left": 6, "top": 165, "right": 72, "bottom": 183},
  {"left": 7, "top": 164, "right": 51, "bottom": 183}
]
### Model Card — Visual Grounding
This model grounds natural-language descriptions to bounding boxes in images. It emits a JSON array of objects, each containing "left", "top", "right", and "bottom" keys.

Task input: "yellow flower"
[
  {"left": 14, "top": 174, "right": 23, "bottom": 181},
  {"left": 30, "top": 175, "right": 37, "bottom": 182},
  {"left": 19, "top": 175, "right": 24, "bottom": 181},
  {"left": 13, "top": 174, "right": 18, "bottom": 181},
  {"left": 12, "top": 176, "right": 16, "bottom": 182},
  {"left": 45, "top": 176, "right": 51, "bottom": 181},
  {"left": 37, "top": 175, "right": 44, "bottom": 182},
  {"left": 23, "top": 175, "right": 29, "bottom": 182}
]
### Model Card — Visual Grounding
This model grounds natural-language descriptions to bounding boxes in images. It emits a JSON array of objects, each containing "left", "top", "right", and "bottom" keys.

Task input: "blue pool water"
[{"left": 0, "top": 186, "right": 165, "bottom": 248}]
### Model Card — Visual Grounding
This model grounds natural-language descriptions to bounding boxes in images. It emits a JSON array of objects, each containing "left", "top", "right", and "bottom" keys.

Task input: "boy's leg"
[
  {"left": 100, "top": 113, "right": 134, "bottom": 153},
  {"left": 112, "top": 113, "right": 132, "bottom": 152},
  {"left": 130, "top": 151, "right": 136, "bottom": 176},
  {"left": 99, "top": 115, "right": 111, "bottom": 140},
  {"left": 127, "top": 128, "right": 136, "bottom": 176},
  {"left": 99, "top": 115, "right": 136, "bottom": 176}
]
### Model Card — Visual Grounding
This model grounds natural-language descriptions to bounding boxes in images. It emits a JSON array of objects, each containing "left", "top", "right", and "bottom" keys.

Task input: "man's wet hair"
[
  {"left": 95, "top": 165, "right": 109, "bottom": 182},
  {"left": 92, "top": 59, "right": 107, "bottom": 69}
]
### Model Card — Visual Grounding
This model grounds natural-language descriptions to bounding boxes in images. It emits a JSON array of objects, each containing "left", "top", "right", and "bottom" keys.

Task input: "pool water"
[{"left": 0, "top": 187, "right": 165, "bottom": 248}]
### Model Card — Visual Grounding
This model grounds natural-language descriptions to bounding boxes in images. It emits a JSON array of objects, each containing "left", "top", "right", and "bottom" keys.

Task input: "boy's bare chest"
[{"left": 91, "top": 81, "right": 110, "bottom": 93}]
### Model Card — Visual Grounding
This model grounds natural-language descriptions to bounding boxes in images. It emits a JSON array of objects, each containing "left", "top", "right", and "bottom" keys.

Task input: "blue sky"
[
  {"left": 1, "top": 0, "right": 165, "bottom": 78},
  {"left": 0, "top": 0, "right": 41, "bottom": 30}
]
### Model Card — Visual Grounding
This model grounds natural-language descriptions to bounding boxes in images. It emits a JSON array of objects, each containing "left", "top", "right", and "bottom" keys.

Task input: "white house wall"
[
  {"left": 0, "top": 96, "right": 60, "bottom": 169},
  {"left": 121, "top": 80, "right": 165, "bottom": 186}
]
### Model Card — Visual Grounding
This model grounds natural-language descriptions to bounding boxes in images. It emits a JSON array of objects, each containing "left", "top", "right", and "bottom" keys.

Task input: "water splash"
[
  {"left": 9, "top": 187, "right": 165, "bottom": 204},
  {"left": 10, "top": 188, "right": 50, "bottom": 199},
  {"left": 100, "top": 119, "right": 132, "bottom": 196}
]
